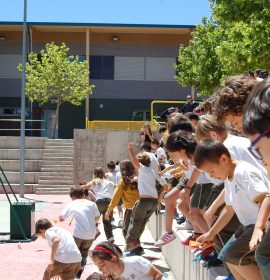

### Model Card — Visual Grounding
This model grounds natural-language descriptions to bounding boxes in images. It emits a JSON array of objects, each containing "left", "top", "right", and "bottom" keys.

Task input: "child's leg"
[
  {"left": 223, "top": 225, "right": 261, "bottom": 280},
  {"left": 255, "top": 220, "right": 270, "bottom": 280},
  {"left": 96, "top": 198, "right": 113, "bottom": 240},
  {"left": 126, "top": 198, "right": 156, "bottom": 249},
  {"left": 42, "top": 261, "right": 64, "bottom": 280},
  {"left": 227, "top": 263, "right": 262, "bottom": 280},
  {"left": 164, "top": 187, "right": 181, "bottom": 232},
  {"left": 122, "top": 208, "right": 133, "bottom": 239},
  {"left": 189, "top": 183, "right": 213, "bottom": 233}
]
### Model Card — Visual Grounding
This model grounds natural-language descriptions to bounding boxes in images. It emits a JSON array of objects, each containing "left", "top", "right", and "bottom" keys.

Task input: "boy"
[
  {"left": 151, "top": 138, "right": 168, "bottom": 164},
  {"left": 35, "top": 218, "right": 82, "bottom": 280},
  {"left": 194, "top": 140, "right": 270, "bottom": 280},
  {"left": 243, "top": 78, "right": 270, "bottom": 280},
  {"left": 59, "top": 186, "right": 100, "bottom": 278}
]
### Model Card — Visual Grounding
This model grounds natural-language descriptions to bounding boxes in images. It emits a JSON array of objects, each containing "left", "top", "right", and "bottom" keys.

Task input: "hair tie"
[{"left": 94, "top": 246, "right": 114, "bottom": 255}]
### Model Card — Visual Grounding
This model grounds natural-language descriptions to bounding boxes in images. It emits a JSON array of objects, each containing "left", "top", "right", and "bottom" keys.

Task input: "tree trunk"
[{"left": 52, "top": 101, "right": 61, "bottom": 139}]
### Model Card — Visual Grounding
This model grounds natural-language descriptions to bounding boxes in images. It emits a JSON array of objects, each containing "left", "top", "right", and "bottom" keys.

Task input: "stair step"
[
  {"left": 43, "top": 156, "right": 74, "bottom": 161},
  {"left": 38, "top": 179, "right": 73, "bottom": 185},
  {"left": 43, "top": 149, "right": 74, "bottom": 154},
  {"left": 39, "top": 176, "right": 73, "bottom": 182},
  {"left": 44, "top": 146, "right": 74, "bottom": 150},
  {"left": 41, "top": 166, "right": 73, "bottom": 172},
  {"left": 42, "top": 160, "right": 73, "bottom": 165},
  {"left": 39, "top": 171, "right": 72, "bottom": 176},
  {"left": 38, "top": 184, "right": 73, "bottom": 188}
]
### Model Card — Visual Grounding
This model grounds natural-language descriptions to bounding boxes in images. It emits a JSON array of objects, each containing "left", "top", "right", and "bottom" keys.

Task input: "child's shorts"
[
  {"left": 222, "top": 224, "right": 255, "bottom": 265},
  {"left": 43, "top": 261, "right": 81, "bottom": 280},
  {"left": 190, "top": 183, "right": 213, "bottom": 209}
]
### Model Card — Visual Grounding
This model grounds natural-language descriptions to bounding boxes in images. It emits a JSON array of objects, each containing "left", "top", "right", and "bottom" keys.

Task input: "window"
[
  {"left": 90, "top": 55, "right": 114, "bottom": 80},
  {"left": 114, "top": 57, "right": 145, "bottom": 80}
]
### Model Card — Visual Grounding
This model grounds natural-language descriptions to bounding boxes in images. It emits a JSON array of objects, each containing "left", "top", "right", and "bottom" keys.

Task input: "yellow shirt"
[{"left": 107, "top": 178, "right": 140, "bottom": 212}]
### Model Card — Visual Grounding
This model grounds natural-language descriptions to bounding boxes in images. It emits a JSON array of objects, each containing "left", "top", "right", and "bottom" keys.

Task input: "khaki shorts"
[
  {"left": 42, "top": 261, "right": 81, "bottom": 280},
  {"left": 74, "top": 236, "right": 94, "bottom": 258}
]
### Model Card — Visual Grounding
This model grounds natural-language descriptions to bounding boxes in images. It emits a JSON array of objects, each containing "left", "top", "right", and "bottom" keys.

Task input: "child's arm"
[
  {"left": 204, "top": 189, "right": 225, "bottom": 225},
  {"left": 128, "top": 142, "right": 140, "bottom": 170},
  {"left": 148, "top": 265, "right": 162, "bottom": 280},
  {"left": 197, "top": 205, "right": 235, "bottom": 243},
  {"left": 47, "top": 236, "right": 60, "bottom": 271},
  {"left": 250, "top": 195, "right": 270, "bottom": 250},
  {"left": 159, "top": 164, "right": 178, "bottom": 176}
]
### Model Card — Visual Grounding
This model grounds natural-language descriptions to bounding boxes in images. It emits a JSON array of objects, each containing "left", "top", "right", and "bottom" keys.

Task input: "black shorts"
[{"left": 190, "top": 183, "right": 213, "bottom": 209}]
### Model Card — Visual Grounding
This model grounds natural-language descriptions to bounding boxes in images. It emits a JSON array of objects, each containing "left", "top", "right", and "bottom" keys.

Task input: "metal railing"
[{"left": 87, "top": 120, "right": 159, "bottom": 131}]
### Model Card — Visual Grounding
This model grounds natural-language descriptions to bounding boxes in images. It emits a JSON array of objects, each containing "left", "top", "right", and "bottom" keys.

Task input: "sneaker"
[
  {"left": 181, "top": 234, "right": 196, "bottom": 246},
  {"left": 216, "top": 276, "right": 235, "bottom": 280},
  {"left": 127, "top": 246, "right": 145, "bottom": 256},
  {"left": 118, "top": 220, "right": 123, "bottom": 228},
  {"left": 154, "top": 231, "right": 176, "bottom": 247},
  {"left": 176, "top": 220, "right": 193, "bottom": 231},
  {"left": 176, "top": 216, "right": 186, "bottom": 225}
]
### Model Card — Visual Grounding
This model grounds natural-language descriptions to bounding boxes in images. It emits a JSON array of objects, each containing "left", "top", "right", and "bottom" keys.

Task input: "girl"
[
  {"left": 126, "top": 143, "right": 168, "bottom": 253},
  {"left": 91, "top": 241, "right": 162, "bottom": 280},
  {"left": 105, "top": 160, "right": 140, "bottom": 240},
  {"left": 141, "top": 123, "right": 153, "bottom": 144},
  {"left": 83, "top": 167, "right": 115, "bottom": 241}
]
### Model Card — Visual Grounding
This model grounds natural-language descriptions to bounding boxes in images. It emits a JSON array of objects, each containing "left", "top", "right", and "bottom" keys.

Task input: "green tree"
[
  {"left": 175, "top": 0, "right": 270, "bottom": 97},
  {"left": 18, "top": 42, "right": 94, "bottom": 138}
]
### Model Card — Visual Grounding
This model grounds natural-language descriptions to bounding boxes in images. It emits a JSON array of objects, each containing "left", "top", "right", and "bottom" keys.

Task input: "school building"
[{"left": 0, "top": 22, "right": 194, "bottom": 138}]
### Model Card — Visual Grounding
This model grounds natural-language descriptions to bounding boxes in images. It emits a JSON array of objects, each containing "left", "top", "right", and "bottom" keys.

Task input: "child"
[
  {"left": 151, "top": 138, "right": 168, "bottom": 164},
  {"left": 91, "top": 241, "right": 162, "bottom": 280},
  {"left": 105, "top": 160, "right": 140, "bottom": 239},
  {"left": 243, "top": 78, "right": 270, "bottom": 280},
  {"left": 194, "top": 140, "right": 270, "bottom": 280},
  {"left": 106, "top": 161, "right": 123, "bottom": 227},
  {"left": 83, "top": 167, "right": 115, "bottom": 241},
  {"left": 59, "top": 186, "right": 100, "bottom": 278},
  {"left": 35, "top": 218, "right": 82, "bottom": 280},
  {"left": 213, "top": 74, "right": 257, "bottom": 132},
  {"left": 126, "top": 142, "right": 168, "bottom": 253}
]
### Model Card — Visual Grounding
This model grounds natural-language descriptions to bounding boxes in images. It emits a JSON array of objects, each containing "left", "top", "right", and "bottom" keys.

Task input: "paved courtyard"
[{"left": 0, "top": 194, "right": 173, "bottom": 280}]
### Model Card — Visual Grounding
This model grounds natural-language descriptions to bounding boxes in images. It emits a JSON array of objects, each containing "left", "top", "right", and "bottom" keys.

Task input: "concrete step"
[
  {"left": 36, "top": 188, "right": 70, "bottom": 194},
  {"left": 38, "top": 179, "right": 73, "bottom": 185},
  {"left": 42, "top": 160, "right": 73, "bottom": 165},
  {"left": 39, "top": 174, "right": 73, "bottom": 179},
  {"left": 46, "top": 139, "right": 74, "bottom": 143},
  {"left": 0, "top": 136, "right": 46, "bottom": 149},
  {"left": 0, "top": 160, "right": 43, "bottom": 171},
  {"left": 38, "top": 184, "right": 73, "bottom": 189},
  {"left": 43, "top": 149, "right": 74, "bottom": 154},
  {"left": 43, "top": 156, "right": 74, "bottom": 161},
  {"left": 3, "top": 171, "right": 40, "bottom": 184},
  {"left": 45, "top": 142, "right": 74, "bottom": 147},
  {"left": 43, "top": 152, "right": 74, "bottom": 157},
  {"left": 44, "top": 145, "right": 74, "bottom": 150},
  {"left": 0, "top": 183, "right": 37, "bottom": 194},
  {"left": 41, "top": 166, "right": 73, "bottom": 172},
  {"left": 0, "top": 149, "right": 44, "bottom": 160}
]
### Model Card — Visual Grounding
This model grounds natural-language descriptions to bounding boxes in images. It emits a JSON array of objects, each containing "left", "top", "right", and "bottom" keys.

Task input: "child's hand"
[
  {"left": 104, "top": 210, "right": 110, "bottom": 221},
  {"left": 203, "top": 206, "right": 216, "bottom": 225},
  {"left": 196, "top": 231, "right": 215, "bottom": 243},
  {"left": 128, "top": 142, "right": 135, "bottom": 150},
  {"left": 249, "top": 227, "right": 264, "bottom": 250},
  {"left": 46, "top": 262, "right": 54, "bottom": 272}
]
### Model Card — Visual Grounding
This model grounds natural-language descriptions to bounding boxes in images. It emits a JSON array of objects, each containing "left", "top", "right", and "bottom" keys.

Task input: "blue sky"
[{"left": 1, "top": 0, "right": 211, "bottom": 26}]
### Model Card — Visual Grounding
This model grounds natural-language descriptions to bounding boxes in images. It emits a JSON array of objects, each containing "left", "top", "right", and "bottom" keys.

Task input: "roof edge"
[{"left": 0, "top": 21, "right": 196, "bottom": 28}]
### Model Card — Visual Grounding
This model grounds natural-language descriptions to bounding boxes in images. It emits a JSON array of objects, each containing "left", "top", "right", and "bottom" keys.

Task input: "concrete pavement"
[{"left": 0, "top": 194, "right": 173, "bottom": 280}]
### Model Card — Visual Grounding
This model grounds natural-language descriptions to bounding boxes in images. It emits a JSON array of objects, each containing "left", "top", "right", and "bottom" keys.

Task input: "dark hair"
[
  {"left": 194, "top": 139, "right": 231, "bottom": 168},
  {"left": 119, "top": 160, "right": 138, "bottom": 190},
  {"left": 213, "top": 75, "right": 256, "bottom": 120},
  {"left": 94, "top": 167, "right": 105, "bottom": 179},
  {"left": 70, "top": 186, "right": 84, "bottom": 198},
  {"left": 35, "top": 218, "right": 52, "bottom": 234},
  {"left": 115, "top": 160, "right": 120, "bottom": 165},
  {"left": 165, "top": 130, "right": 196, "bottom": 159},
  {"left": 107, "top": 161, "right": 116, "bottom": 170},
  {"left": 169, "top": 120, "right": 194, "bottom": 134},
  {"left": 185, "top": 112, "right": 200, "bottom": 122},
  {"left": 140, "top": 142, "right": 152, "bottom": 152},
  {"left": 92, "top": 241, "right": 123, "bottom": 261},
  {"left": 166, "top": 113, "right": 189, "bottom": 132},
  {"left": 159, "top": 126, "right": 167, "bottom": 134},
  {"left": 243, "top": 78, "right": 270, "bottom": 136},
  {"left": 255, "top": 69, "right": 269, "bottom": 79},
  {"left": 137, "top": 152, "right": 151, "bottom": 167},
  {"left": 151, "top": 138, "right": 160, "bottom": 146}
]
